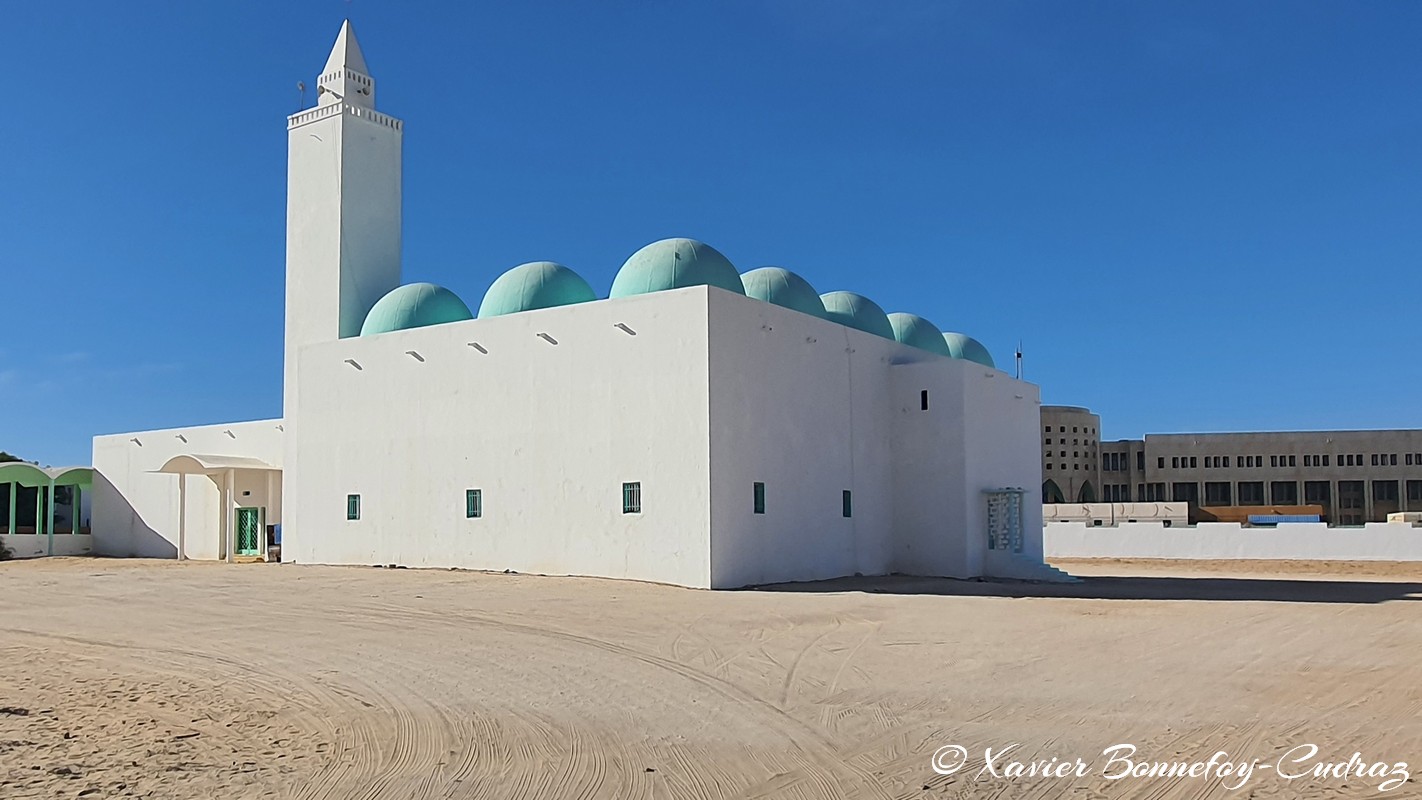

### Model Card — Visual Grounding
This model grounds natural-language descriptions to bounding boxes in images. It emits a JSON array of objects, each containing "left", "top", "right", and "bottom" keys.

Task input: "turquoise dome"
[
  {"left": 740, "top": 267, "right": 825, "bottom": 318},
  {"left": 478, "top": 261, "right": 597, "bottom": 319},
  {"left": 609, "top": 238, "right": 744, "bottom": 299},
  {"left": 943, "top": 332, "right": 996, "bottom": 368},
  {"left": 360, "top": 283, "right": 473, "bottom": 336},
  {"left": 819, "top": 291, "right": 894, "bottom": 339},
  {"left": 887, "top": 313, "right": 951, "bottom": 356}
]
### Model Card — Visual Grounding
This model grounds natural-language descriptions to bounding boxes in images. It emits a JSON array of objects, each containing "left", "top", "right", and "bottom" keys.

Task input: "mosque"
[{"left": 90, "top": 22, "right": 1064, "bottom": 588}]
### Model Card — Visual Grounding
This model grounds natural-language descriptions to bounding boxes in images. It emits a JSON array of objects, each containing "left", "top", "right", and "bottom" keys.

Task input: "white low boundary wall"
[
  {"left": 1045, "top": 522, "right": 1422, "bottom": 562},
  {"left": 1, "top": 534, "right": 93, "bottom": 560}
]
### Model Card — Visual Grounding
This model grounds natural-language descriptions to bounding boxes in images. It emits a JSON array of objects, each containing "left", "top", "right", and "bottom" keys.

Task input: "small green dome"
[
  {"left": 360, "top": 283, "right": 473, "bottom": 336},
  {"left": 887, "top": 313, "right": 951, "bottom": 356},
  {"left": 740, "top": 267, "right": 825, "bottom": 318},
  {"left": 943, "top": 332, "right": 996, "bottom": 368},
  {"left": 819, "top": 291, "right": 894, "bottom": 339},
  {"left": 609, "top": 238, "right": 744, "bottom": 299},
  {"left": 478, "top": 261, "right": 597, "bottom": 319}
]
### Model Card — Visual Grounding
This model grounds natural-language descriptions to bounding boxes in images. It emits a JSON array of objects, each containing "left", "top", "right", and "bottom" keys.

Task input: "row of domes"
[{"left": 360, "top": 238, "right": 995, "bottom": 368}]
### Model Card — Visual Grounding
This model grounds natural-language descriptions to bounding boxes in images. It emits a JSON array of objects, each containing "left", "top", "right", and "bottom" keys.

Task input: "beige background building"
[{"left": 1042, "top": 405, "right": 1422, "bottom": 524}]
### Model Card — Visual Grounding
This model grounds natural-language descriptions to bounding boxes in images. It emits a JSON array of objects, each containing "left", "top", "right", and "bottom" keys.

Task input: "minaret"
[
  {"left": 283, "top": 20, "right": 402, "bottom": 414},
  {"left": 282, "top": 21, "right": 402, "bottom": 544}
]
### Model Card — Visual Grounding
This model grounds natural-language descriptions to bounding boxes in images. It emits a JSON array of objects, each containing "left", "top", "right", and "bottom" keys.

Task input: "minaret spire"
[{"left": 317, "top": 20, "right": 375, "bottom": 109}]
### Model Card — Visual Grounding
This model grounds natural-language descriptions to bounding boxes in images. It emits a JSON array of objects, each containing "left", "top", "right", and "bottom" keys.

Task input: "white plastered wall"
[
  {"left": 1045, "top": 521, "right": 1422, "bottom": 562},
  {"left": 91, "top": 419, "right": 284, "bottom": 559},
  {"left": 704, "top": 289, "right": 1045, "bottom": 587},
  {"left": 286, "top": 288, "right": 713, "bottom": 587}
]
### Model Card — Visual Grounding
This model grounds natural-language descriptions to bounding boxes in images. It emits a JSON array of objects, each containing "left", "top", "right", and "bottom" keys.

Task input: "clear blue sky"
[{"left": 3, "top": 1, "right": 1419, "bottom": 466}]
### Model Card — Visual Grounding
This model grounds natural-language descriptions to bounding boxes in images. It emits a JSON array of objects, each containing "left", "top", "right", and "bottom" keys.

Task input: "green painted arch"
[
  {"left": 887, "top": 312, "right": 951, "bottom": 356},
  {"left": 818, "top": 291, "right": 894, "bottom": 339},
  {"left": 361, "top": 283, "right": 473, "bottom": 336},
  {"left": 609, "top": 238, "right": 744, "bottom": 299},
  {"left": 0, "top": 463, "right": 92, "bottom": 487},
  {"left": 740, "top": 267, "right": 826, "bottom": 318},
  {"left": 478, "top": 261, "right": 597, "bottom": 319},
  {"left": 942, "top": 332, "right": 996, "bottom": 368}
]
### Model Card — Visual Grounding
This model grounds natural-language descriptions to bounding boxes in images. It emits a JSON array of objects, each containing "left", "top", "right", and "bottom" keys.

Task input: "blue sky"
[{"left": 2, "top": 1, "right": 1419, "bottom": 466}]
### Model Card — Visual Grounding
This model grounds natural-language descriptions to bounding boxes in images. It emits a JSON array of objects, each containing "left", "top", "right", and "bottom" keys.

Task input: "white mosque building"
[{"left": 90, "top": 22, "right": 1063, "bottom": 588}]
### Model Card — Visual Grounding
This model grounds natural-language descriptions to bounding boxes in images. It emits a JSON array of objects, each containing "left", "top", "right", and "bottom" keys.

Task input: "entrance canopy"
[{"left": 156, "top": 454, "right": 279, "bottom": 475}]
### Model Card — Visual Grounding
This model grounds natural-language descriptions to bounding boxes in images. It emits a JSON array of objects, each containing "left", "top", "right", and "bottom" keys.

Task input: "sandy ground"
[{"left": 3, "top": 558, "right": 1421, "bottom": 799}]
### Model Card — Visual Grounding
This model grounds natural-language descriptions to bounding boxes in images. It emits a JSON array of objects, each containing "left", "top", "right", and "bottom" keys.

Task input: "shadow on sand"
[{"left": 747, "top": 574, "right": 1422, "bottom": 604}]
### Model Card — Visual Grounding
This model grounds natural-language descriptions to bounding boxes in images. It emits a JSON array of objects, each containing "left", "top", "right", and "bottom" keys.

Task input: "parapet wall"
[{"left": 1045, "top": 521, "right": 1422, "bottom": 562}]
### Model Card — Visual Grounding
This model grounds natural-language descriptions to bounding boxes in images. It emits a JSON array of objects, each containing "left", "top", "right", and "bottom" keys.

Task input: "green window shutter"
[
  {"left": 622, "top": 482, "right": 641, "bottom": 514},
  {"left": 753, "top": 482, "right": 765, "bottom": 514},
  {"left": 466, "top": 489, "right": 482, "bottom": 518},
  {"left": 346, "top": 494, "right": 361, "bottom": 521},
  {"left": 841, "top": 490, "right": 852, "bottom": 518}
]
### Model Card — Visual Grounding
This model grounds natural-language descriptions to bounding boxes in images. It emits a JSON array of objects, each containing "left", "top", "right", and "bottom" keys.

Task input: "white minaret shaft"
[{"left": 283, "top": 20, "right": 403, "bottom": 541}]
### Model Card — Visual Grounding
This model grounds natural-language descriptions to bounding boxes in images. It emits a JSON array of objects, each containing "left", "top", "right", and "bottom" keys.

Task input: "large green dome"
[
  {"left": 740, "top": 267, "right": 825, "bottom": 318},
  {"left": 478, "top": 261, "right": 597, "bottom": 319},
  {"left": 943, "top": 332, "right": 996, "bottom": 368},
  {"left": 887, "top": 312, "right": 951, "bottom": 356},
  {"left": 609, "top": 238, "right": 744, "bottom": 299},
  {"left": 360, "top": 283, "right": 473, "bottom": 336},
  {"left": 819, "top": 291, "right": 894, "bottom": 339}
]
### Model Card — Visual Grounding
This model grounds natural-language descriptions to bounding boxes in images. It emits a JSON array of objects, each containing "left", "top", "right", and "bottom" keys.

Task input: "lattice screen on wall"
[{"left": 985, "top": 488, "right": 1026, "bottom": 554}]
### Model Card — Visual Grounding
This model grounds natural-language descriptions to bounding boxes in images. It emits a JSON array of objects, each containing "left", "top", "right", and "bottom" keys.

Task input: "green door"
[{"left": 235, "top": 508, "right": 262, "bottom": 556}]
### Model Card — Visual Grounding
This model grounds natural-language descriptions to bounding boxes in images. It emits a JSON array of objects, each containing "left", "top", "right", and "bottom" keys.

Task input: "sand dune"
[{"left": 2, "top": 557, "right": 1420, "bottom": 798}]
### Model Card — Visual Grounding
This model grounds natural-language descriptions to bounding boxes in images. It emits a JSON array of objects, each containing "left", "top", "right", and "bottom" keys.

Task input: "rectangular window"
[
  {"left": 346, "top": 494, "right": 361, "bottom": 521},
  {"left": 753, "top": 482, "right": 766, "bottom": 514},
  {"left": 842, "top": 490, "right": 853, "bottom": 518},
  {"left": 1390, "top": 454, "right": 1398, "bottom": 466},
  {"left": 1270, "top": 455, "right": 1278, "bottom": 467},
  {"left": 1158, "top": 457, "right": 1165, "bottom": 469},
  {"left": 1408, "top": 454, "right": 1415, "bottom": 466},
  {"left": 1371, "top": 454, "right": 1379, "bottom": 467},
  {"left": 622, "top": 482, "right": 642, "bottom": 514},
  {"left": 1137, "top": 452, "right": 1145, "bottom": 471},
  {"left": 920, "top": 390, "right": 929, "bottom": 411},
  {"left": 1238, "top": 481, "right": 1265, "bottom": 505},
  {"left": 1407, "top": 480, "right": 1422, "bottom": 505},
  {"left": 465, "top": 488, "right": 482, "bottom": 518},
  {"left": 1374, "top": 480, "right": 1399, "bottom": 502},
  {"left": 1236, "top": 456, "right": 1244, "bottom": 468},
  {"left": 1324, "top": 454, "right": 1330, "bottom": 466},
  {"left": 1289, "top": 455, "right": 1297, "bottom": 467},
  {"left": 1204, "top": 481, "right": 1232, "bottom": 506},
  {"left": 1304, "top": 480, "right": 1331, "bottom": 510},
  {"left": 1172, "top": 457, "right": 1179, "bottom": 468},
  {"left": 1270, "top": 481, "right": 1298, "bottom": 505},
  {"left": 1190, "top": 457, "right": 1197, "bottom": 468}
]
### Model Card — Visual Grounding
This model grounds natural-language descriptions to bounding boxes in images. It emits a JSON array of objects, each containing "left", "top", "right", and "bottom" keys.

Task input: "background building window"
[
  {"left": 842, "top": 490, "right": 853, "bottom": 518},
  {"left": 1204, "top": 481, "right": 1232, "bottom": 506},
  {"left": 1270, "top": 481, "right": 1298, "bottom": 505},
  {"left": 1238, "top": 481, "right": 1264, "bottom": 505},
  {"left": 465, "top": 488, "right": 482, "bottom": 519},
  {"left": 1407, "top": 480, "right": 1422, "bottom": 506},
  {"left": 346, "top": 494, "right": 361, "bottom": 521},
  {"left": 753, "top": 482, "right": 766, "bottom": 514},
  {"left": 622, "top": 482, "right": 642, "bottom": 514}
]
